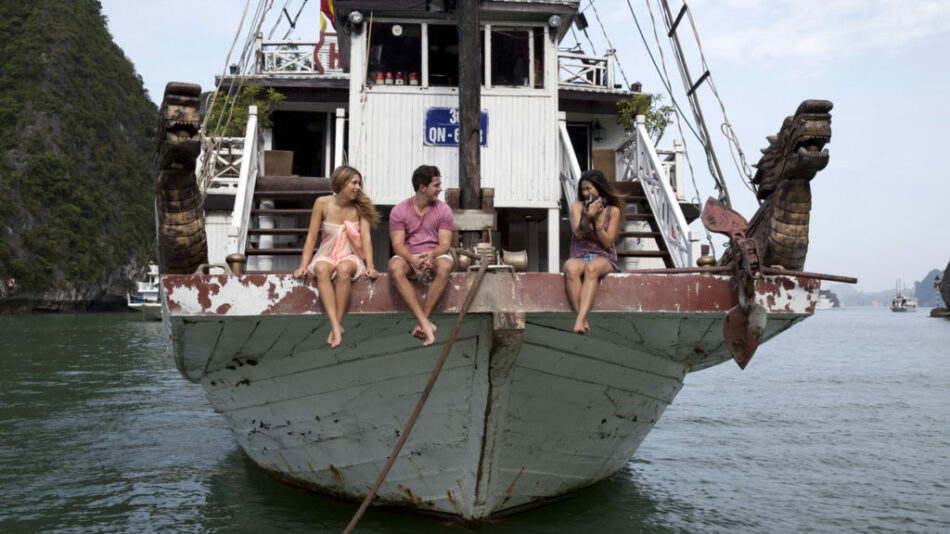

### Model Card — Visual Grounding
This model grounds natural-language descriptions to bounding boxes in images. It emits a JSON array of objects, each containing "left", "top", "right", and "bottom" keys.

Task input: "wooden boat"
[{"left": 154, "top": 0, "right": 850, "bottom": 522}]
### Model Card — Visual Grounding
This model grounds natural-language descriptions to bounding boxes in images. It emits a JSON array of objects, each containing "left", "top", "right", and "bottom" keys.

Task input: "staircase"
[
  {"left": 612, "top": 181, "right": 674, "bottom": 269},
  {"left": 245, "top": 175, "right": 332, "bottom": 264}
]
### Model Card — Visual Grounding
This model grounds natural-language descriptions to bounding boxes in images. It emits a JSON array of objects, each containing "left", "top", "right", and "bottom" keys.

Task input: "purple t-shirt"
[{"left": 389, "top": 198, "right": 454, "bottom": 254}]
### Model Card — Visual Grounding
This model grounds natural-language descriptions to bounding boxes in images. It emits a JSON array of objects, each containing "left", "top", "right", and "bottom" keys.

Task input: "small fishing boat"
[
  {"left": 127, "top": 263, "right": 161, "bottom": 320},
  {"left": 153, "top": 0, "right": 853, "bottom": 523}
]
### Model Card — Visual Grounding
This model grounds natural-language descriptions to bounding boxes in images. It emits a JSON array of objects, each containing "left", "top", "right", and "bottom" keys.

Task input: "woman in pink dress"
[{"left": 294, "top": 166, "right": 379, "bottom": 347}]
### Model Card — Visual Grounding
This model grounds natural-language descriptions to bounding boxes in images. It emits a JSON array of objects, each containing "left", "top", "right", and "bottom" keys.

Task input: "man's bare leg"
[{"left": 389, "top": 256, "right": 436, "bottom": 346}]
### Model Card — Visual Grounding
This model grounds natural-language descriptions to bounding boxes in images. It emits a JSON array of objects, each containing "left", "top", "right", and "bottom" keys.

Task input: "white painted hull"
[{"left": 163, "top": 272, "right": 816, "bottom": 520}]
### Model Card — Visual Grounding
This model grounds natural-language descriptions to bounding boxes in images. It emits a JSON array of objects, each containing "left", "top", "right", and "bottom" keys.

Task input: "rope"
[
  {"left": 342, "top": 255, "right": 492, "bottom": 534},
  {"left": 585, "top": 0, "right": 631, "bottom": 88}
]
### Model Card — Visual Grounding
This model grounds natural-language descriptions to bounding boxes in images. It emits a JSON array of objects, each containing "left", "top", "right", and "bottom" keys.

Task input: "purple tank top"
[{"left": 569, "top": 206, "right": 620, "bottom": 272}]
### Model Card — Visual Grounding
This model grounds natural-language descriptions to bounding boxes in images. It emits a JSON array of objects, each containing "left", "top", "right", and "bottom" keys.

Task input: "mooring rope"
[{"left": 342, "top": 254, "right": 491, "bottom": 534}]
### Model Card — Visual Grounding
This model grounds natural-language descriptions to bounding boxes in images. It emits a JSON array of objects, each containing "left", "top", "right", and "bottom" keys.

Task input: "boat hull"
[{"left": 162, "top": 272, "right": 817, "bottom": 520}]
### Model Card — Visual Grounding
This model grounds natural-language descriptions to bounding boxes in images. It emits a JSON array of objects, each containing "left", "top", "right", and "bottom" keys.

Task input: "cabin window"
[
  {"left": 367, "top": 23, "right": 422, "bottom": 86},
  {"left": 490, "top": 29, "right": 541, "bottom": 87},
  {"left": 427, "top": 23, "right": 484, "bottom": 87}
]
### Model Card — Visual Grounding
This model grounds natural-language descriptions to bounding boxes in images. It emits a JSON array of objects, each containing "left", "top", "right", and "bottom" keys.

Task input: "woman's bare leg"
[
  {"left": 314, "top": 262, "right": 342, "bottom": 347},
  {"left": 563, "top": 258, "right": 585, "bottom": 312},
  {"left": 574, "top": 258, "right": 614, "bottom": 334},
  {"left": 333, "top": 261, "right": 358, "bottom": 334}
]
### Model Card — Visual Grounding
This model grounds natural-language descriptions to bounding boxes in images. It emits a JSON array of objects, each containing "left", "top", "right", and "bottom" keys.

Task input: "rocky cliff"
[{"left": 0, "top": 0, "right": 157, "bottom": 312}]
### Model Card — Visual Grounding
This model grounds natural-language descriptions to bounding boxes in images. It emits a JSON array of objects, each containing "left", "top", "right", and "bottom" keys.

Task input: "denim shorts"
[{"left": 579, "top": 253, "right": 600, "bottom": 263}]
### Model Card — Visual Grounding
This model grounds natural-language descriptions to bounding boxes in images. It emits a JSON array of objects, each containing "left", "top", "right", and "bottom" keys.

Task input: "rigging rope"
[{"left": 681, "top": 6, "right": 757, "bottom": 197}]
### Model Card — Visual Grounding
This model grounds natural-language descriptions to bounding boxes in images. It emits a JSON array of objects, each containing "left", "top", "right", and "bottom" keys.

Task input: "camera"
[{"left": 583, "top": 194, "right": 600, "bottom": 209}]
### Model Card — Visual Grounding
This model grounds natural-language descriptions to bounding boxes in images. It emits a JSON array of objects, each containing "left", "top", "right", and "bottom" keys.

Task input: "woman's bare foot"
[
  {"left": 573, "top": 317, "right": 590, "bottom": 334},
  {"left": 410, "top": 320, "right": 437, "bottom": 346},
  {"left": 411, "top": 321, "right": 437, "bottom": 340},
  {"left": 328, "top": 324, "right": 343, "bottom": 348}
]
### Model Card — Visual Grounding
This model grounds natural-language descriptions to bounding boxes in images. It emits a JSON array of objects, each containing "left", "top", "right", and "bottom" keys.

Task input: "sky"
[{"left": 98, "top": 0, "right": 950, "bottom": 292}]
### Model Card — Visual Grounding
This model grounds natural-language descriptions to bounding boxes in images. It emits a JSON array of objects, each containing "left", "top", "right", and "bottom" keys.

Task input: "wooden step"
[
  {"left": 251, "top": 208, "right": 313, "bottom": 215},
  {"left": 248, "top": 228, "right": 308, "bottom": 235},
  {"left": 624, "top": 213, "right": 654, "bottom": 221},
  {"left": 253, "top": 190, "right": 329, "bottom": 197},
  {"left": 618, "top": 231, "right": 661, "bottom": 239},
  {"left": 256, "top": 175, "right": 331, "bottom": 193},
  {"left": 616, "top": 250, "right": 671, "bottom": 258},
  {"left": 246, "top": 248, "right": 304, "bottom": 255}
]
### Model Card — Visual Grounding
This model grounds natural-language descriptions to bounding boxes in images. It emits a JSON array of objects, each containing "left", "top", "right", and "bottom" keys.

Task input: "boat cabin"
[{"left": 204, "top": 0, "right": 699, "bottom": 274}]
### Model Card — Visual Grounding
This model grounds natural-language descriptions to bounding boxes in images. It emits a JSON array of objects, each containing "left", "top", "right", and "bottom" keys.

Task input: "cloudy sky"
[{"left": 98, "top": 0, "right": 950, "bottom": 292}]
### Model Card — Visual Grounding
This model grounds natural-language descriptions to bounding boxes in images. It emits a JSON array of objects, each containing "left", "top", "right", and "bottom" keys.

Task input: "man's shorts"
[{"left": 391, "top": 252, "right": 454, "bottom": 279}]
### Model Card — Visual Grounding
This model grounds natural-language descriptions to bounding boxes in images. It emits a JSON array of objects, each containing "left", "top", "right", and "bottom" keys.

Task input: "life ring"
[{"left": 5, "top": 277, "right": 14, "bottom": 289}]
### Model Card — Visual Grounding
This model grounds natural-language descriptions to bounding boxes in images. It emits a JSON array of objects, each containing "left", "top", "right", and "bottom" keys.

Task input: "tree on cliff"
[{"left": 0, "top": 0, "right": 157, "bottom": 308}]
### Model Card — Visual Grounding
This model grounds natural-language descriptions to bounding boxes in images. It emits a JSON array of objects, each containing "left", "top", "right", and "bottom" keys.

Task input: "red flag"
[{"left": 320, "top": 0, "right": 335, "bottom": 30}]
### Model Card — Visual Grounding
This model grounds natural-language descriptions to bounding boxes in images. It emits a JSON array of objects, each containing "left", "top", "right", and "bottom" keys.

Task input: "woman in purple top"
[{"left": 563, "top": 169, "right": 625, "bottom": 334}]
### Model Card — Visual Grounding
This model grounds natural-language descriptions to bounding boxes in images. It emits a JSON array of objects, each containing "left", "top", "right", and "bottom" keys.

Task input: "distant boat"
[
  {"left": 890, "top": 280, "right": 917, "bottom": 312},
  {"left": 127, "top": 264, "right": 161, "bottom": 320},
  {"left": 816, "top": 294, "right": 834, "bottom": 310}
]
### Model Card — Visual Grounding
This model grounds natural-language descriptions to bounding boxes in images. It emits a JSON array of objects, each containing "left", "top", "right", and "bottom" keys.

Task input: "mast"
[{"left": 458, "top": 0, "right": 481, "bottom": 248}]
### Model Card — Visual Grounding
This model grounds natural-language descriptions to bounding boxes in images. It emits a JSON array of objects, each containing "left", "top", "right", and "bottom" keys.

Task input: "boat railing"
[
  {"left": 196, "top": 136, "right": 245, "bottom": 192},
  {"left": 557, "top": 50, "right": 615, "bottom": 89},
  {"left": 557, "top": 112, "right": 582, "bottom": 227},
  {"left": 254, "top": 34, "right": 346, "bottom": 76},
  {"left": 617, "top": 115, "right": 692, "bottom": 268},
  {"left": 227, "top": 106, "right": 264, "bottom": 255}
]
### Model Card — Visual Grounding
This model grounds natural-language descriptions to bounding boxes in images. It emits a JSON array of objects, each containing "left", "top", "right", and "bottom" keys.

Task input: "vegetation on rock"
[{"left": 0, "top": 0, "right": 157, "bottom": 307}]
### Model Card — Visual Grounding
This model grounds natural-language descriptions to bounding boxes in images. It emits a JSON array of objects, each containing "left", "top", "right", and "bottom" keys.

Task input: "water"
[{"left": 1, "top": 309, "right": 947, "bottom": 533}]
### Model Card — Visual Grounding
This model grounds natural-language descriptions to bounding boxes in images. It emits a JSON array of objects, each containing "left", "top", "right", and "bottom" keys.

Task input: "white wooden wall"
[{"left": 348, "top": 26, "right": 559, "bottom": 208}]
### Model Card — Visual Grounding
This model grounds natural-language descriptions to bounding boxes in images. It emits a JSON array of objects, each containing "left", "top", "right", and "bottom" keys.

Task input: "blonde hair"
[{"left": 330, "top": 165, "right": 379, "bottom": 227}]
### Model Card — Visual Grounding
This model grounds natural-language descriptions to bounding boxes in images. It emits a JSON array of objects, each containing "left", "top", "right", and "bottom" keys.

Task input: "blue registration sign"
[{"left": 424, "top": 107, "right": 488, "bottom": 146}]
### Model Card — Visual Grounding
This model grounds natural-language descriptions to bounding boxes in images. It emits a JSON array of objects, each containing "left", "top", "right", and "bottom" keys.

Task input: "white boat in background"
[
  {"left": 816, "top": 294, "right": 834, "bottom": 310},
  {"left": 152, "top": 0, "right": 852, "bottom": 523},
  {"left": 890, "top": 280, "right": 917, "bottom": 312},
  {"left": 127, "top": 263, "right": 161, "bottom": 320}
]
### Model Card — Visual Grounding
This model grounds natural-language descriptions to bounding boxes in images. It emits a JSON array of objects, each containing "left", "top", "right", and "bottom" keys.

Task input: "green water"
[{"left": 1, "top": 310, "right": 948, "bottom": 533}]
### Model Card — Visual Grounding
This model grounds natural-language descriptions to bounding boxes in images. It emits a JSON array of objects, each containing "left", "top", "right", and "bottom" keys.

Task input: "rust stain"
[
  {"left": 215, "top": 303, "right": 231, "bottom": 314},
  {"left": 503, "top": 466, "right": 526, "bottom": 499},
  {"left": 277, "top": 451, "right": 293, "bottom": 472},
  {"left": 235, "top": 378, "right": 250, "bottom": 387},
  {"left": 329, "top": 464, "right": 342, "bottom": 482},
  {"left": 456, "top": 479, "right": 468, "bottom": 503},
  {"left": 396, "top": 483, "right": 419, "bottom": 502},
  {"left": 406, "top": 457, "right": 428, "bottom": 488},
  {"left": 446, "top": 490, "right": 458, "bottom": 508}
]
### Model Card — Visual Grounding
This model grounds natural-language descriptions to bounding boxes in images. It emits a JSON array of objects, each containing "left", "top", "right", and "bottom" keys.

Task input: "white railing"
[
  {"left": 617, "top": 115, "right": 692, "bottom": 268},
  {"left": 255, "top": 33, "right": 345, "bottom": 76},
  {"left": 197, "top": 137, "right": 245, "bottom": 191},
  {"left": 557, "top": 113, "right": 581, "bottom": 227},
  {"left": 227, "top": 106, "right": 264, "bottom": 255},
  {"left": 557, "top": 49, "right": 615, "bottom": 89}
]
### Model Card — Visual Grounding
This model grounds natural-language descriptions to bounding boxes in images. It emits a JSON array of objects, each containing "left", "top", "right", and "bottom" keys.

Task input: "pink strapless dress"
[{"left": 307, "top": 221, "right": 366, "bottom": 279}]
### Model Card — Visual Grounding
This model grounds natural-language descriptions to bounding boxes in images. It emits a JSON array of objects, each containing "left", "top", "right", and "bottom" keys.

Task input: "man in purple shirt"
[{"left": 388, "top": 165, "right": 455, "bottom": 346}]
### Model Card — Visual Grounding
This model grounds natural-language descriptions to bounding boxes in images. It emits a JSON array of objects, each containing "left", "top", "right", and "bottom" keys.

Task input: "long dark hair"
[{"left": 577, "top": 169, "right": 625, "bottom": 212}]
